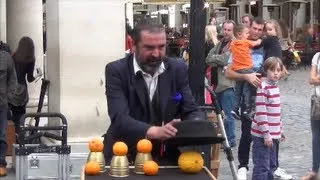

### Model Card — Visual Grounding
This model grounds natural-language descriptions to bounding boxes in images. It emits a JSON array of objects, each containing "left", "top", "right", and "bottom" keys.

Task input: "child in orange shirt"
[{"left": 230, "top": 24, "right": 262, "bottom": 119}]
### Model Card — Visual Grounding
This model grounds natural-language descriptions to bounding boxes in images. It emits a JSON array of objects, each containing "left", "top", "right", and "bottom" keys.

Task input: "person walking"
[
  {"left": 301, "top": 52, "right": 320, "bottom": 180},
  {"left": 8, "top": 36, "right": 42, "bottom": 138},
  {"left": 206, "top": 20, "right": 237, "bottom": 147},
  {"left": 0, "top": 51, "right": 17, "bottom": 177}
]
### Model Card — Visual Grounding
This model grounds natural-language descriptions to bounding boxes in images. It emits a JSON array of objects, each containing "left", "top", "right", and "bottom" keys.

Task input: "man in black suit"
[{"left": 103, "top": 19, "right": 204, "bottom": 165}]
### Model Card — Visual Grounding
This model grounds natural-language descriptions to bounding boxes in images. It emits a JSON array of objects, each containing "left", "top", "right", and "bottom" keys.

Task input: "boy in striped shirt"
[{"left": 251, "top": 57, "right": 284, "bottom": 180}]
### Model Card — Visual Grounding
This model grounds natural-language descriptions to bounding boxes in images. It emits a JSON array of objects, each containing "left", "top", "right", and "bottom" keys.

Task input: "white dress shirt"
[{"left": 133, "top": 56, "right": 165, "bottom": 100}]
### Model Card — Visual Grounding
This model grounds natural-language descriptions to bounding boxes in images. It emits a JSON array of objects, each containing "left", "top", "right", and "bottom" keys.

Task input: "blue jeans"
[
  {"left": 0, "top": 105, "right": 8, "bottom": 167},
  {"left": 238, "top": 83, "right": 258, "bottom": 170},
  {"left": 311, "top": 120, "right": 320, "bottom": 173},
  {"left": 238, "top": 114, "right": 252, "bottom": 169},
  {"left": 274, "top": 139, "right": 280, "bottom": 168},
  {"left": 252, "top": 136, "right": 277, "bottom": 180},
  {"left": 216, "top": 88, "right": 236, "bottom": 145},
  {"left": 234, "top": 68, "right": 254, "bottom": 112}
]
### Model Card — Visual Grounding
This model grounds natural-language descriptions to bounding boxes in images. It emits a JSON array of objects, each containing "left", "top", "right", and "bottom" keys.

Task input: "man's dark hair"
[
  {"left": 251, "top": 17, "right": 265, "bottom": 26},
  {"left": 242, "top": 14, "right": 253, "bottom": 23},
  {"left": 131, "top": 18, "right": 165, "bottom": 45},
  {"left": 126, "top": 23, "right": 133, "bottom": 35},
  {"left": 0, "top": 41, "right": 12, "bottom": 54},
  {"left": 222, "top": 20, "right": 236, "bottom": 28}
]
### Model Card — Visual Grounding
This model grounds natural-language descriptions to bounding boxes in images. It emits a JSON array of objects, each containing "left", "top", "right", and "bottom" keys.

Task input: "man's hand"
[
  {"left": 146, "top": 119, "right": 181, "bottom": 140},
  {"left": 264, "top": 138, "right": 273, "bottom": 147},
  {"left": 244, "top": 73, "right": 261, "bottom": 87},
  {"left": 256, "top": 39, "right": 262, "bottom": 45}
]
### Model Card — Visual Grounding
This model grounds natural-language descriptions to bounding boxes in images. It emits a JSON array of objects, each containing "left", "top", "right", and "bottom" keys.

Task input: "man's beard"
[{"left": 137, "top": 56, "right": 163, "bottom": 75}]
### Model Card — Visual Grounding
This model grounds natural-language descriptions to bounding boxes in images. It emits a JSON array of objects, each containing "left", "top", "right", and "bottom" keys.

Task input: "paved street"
[
  {"left": 2, "top": 68, "right": 316, "bottom": 180},
  {"left": 218, "top": 68, "right": 316, "bottom": 180}
]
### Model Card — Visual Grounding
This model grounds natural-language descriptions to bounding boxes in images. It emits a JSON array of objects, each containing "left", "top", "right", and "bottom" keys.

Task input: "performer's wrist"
[{"left": 146, "top": 126, "right": 158, "bottom": 139}]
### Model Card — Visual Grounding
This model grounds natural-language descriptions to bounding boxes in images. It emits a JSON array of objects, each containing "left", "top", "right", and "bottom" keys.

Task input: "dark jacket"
[
  {"left": 262, "top": 36, "right": 282, "bottom": 60},
  {"left": 12, "top": 59, "right": 35, "bottom": 85},
  {"left": 206, "top": 39, "right": 234, "bottom": 93},
  {"left": 103, "top": 54, "right": 204, "bottom": 164},
  {"left": 0, "top": 51, "right": 17, "bottom": 107}
]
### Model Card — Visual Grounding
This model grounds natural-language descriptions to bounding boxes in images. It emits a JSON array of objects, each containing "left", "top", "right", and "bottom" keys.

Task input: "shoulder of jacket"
[
  {"left": 106, "top": 55, "right": 130, "bottom": 70},
  {"left": 0, "top": 50, "right": 11, "bottom": 60}
]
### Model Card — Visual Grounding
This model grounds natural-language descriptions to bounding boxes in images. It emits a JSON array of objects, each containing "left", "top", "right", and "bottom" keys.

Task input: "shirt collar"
[
  {"left": 266, "top": 79, "right": 278, "bottom": 85},
  {"left": 133, "top": 54, "right": 165, "bottom": 76}
]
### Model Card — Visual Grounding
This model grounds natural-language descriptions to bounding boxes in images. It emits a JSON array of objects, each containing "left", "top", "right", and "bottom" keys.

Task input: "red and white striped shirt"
[{"left": 251, "top": 80, "right": 282, "bottom": 139}]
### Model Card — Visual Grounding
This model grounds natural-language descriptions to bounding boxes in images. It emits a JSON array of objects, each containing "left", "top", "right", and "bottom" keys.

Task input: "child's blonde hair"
[
  {"left": 205, "top": 25, "right": 219, "bottom": 45},
  {"left": 263, "top": 57, "right": 284, "bottom": 72},
  {"left": 264, "top": 19, "right": 283, "bottom": 39},
  {"left": 234, "top": 24, "right": 247, "bottom": 38}
]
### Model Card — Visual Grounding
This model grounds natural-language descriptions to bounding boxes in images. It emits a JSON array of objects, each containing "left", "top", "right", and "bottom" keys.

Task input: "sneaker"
[
  {"left": 274, "top": 167, "right": 292, "bottom": 180},
  {"left": 237, "top": 167, "right": 248, "bottom": 180},
  {"left": 301, "top": 170, "right": 318, "bottom": 180},
  {"left": 0, "top": 166, "right": 7, "bottom": 177},
  {"left": 231, "top": 110, "right": 241, "bottom": 120}
]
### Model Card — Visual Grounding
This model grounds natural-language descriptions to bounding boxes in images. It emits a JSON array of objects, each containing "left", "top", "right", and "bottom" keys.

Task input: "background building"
[{"left": 127, "top": 0, "right": 319, "bottom": 39}]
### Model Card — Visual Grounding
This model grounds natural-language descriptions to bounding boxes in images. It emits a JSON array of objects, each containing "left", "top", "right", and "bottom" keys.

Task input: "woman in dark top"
[
  {"left": 262, "top": 20, "right": 282, "bottom": 59},
  {"left": 9, "top": 36, "right": 39, "bottom": 135},
  {"left": 262, "top": 20, "right": 291, "bottom": 77}
]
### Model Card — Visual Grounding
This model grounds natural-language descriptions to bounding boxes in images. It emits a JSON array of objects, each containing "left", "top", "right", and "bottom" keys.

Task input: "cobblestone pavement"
[
  {"left": 218, "top": 68, "right": 316, "bottom": 180},
  {"left": 2, "top": 69, "right": 316, "bottom": 180}
]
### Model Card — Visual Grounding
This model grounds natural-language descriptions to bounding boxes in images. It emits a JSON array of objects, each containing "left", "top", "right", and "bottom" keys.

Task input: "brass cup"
[
  {"left": 109, "top": 155, "right": 130, "bottom": 177},
  {"left": 134, "top": 153, "right": 152, "bottom": 174},
  {"left": 87, "top": 152, "right": 106, "bottom": 173}
]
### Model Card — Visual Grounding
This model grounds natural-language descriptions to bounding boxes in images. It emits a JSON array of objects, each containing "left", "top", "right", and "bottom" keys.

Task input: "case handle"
[{"left": 19, "top": 112, "right": 68, "bottom": 146}]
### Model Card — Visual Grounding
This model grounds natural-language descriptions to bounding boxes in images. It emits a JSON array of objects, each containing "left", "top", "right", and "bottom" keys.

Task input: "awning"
[{"left": 143, "top": 0, "right": 225, "bottom": 4}]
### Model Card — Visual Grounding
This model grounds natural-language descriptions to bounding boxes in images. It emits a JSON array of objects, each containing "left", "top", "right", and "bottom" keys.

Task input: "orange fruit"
[
  {"left": 143, "top": 160, "right": 159, "bottom": 176},
  {"left": 88, "top": 138, "right": 104, "bottom": 152},
  {"left": 85, "top": 161, "right": 100, "bottom": 175},
  {"left": 112, "top": 141, "right": 128, "bottom": 156},
  {"left": 137, "top": 139, "right": 153, "bottom": 153},
  {"left": 178, "top": 151, "right": 204, "bottom": 174}
]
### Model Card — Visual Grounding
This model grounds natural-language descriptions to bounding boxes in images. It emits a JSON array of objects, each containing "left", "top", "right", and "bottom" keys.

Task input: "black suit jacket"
[{"left": 103, "top": 54, "right": 204, "bottom": 164}]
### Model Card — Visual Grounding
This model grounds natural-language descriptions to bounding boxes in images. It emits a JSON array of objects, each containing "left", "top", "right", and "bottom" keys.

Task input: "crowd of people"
[
  {"left": 206, "top": 15, "right": 319, "bottom": 180},
  {"left": 122, "top": 15, "right": 320, "bottom": 180}
]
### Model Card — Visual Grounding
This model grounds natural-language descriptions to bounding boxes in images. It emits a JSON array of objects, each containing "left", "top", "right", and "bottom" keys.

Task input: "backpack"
[{"left": 0, "top": 41, "right": 12, "bottom": 54}]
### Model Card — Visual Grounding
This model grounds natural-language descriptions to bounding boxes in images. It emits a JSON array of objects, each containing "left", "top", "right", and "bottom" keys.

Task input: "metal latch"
[
  {"left": 29, "top": 157, "right": 39, "bottom": 169},
  {"left": 69, "top": 164, "right": 73, "bottom": 174}
]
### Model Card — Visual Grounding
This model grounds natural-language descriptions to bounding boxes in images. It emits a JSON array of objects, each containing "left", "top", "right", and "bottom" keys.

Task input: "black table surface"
[{"left": 85, "top": 167, "right": 212, "bottom": 180}]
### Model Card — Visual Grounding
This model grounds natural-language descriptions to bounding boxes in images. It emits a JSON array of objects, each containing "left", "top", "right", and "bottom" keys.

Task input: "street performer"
[{"left": 103, "top": 19, "right": 204, "bottom": 165}]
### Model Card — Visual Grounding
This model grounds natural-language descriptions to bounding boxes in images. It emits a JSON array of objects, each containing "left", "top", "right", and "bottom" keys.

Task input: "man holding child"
[{"left": 225, "top": 17, "right": 292, "bottom": 180}]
